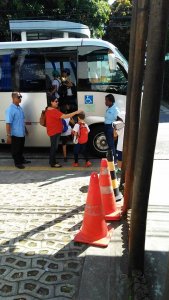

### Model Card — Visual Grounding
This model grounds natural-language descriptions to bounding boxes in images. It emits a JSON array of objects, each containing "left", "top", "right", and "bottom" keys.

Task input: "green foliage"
[
  {"left": 104, "top": 0, "right": 132, "bottom": 59},
  {"left": 0, "top": 0, "right": 111, "bottom": 41},
  {"left": 112, "top": 0, "right": 132, "bottom": 16}
]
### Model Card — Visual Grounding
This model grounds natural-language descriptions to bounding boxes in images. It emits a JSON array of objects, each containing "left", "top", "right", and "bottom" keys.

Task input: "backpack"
[
  {"left": 62, "top": 119, "right": 68, "bottom": 133},
  {"left": 39, "top": 109, "right": 46, "bottom": 127},
  {"left": 78, "top": 123, "right": 88, "bottom": 144}
]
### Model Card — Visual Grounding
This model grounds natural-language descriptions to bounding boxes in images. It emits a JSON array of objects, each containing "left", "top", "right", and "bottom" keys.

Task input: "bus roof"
[
  {"left": 9, "top": 20, "right": 91, "bottom": 39},
  {"left": 0, "top": 38, "right": 128, "bottom": 70},
  {"left": 0, "top": 38, "right": 116, "bottom": 51}
]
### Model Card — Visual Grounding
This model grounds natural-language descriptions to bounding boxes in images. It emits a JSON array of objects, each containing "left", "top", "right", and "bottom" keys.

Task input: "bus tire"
[{"left": 88, "top": 125, "right": 108, "bottom": 158}]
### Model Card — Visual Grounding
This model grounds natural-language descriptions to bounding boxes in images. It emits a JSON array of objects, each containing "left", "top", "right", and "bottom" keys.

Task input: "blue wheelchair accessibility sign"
[{"left": 85, "top": 95, "right": 93, "bottom": 104}]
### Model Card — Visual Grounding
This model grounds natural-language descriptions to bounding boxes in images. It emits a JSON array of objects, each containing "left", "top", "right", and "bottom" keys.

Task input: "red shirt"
[{"left": 46, "top": 108, "right": 63, "bottom": 136}]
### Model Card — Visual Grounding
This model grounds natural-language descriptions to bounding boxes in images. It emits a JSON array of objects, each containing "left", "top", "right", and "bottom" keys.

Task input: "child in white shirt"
[{"left": 60, "top": 118, "right": 72, "bottom": 162}]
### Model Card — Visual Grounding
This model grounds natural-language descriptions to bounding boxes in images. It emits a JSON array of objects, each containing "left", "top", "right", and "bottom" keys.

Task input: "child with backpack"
[
  {"left": 60, "top": 107, "right": 75, "bottom": 162},
  {"left": 72, "top": 112, "right": 92, "bottom": 167}
]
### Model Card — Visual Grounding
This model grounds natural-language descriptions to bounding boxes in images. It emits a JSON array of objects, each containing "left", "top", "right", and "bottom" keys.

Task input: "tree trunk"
[
  {"left": 129, "top": 0, "right": 169, "bottom": 275},
  {"left": 120, "top": 0, "right": 138, "bottom": 188},
  {"left": 122, "top": 0, "right": 149, "bottom": 214}
]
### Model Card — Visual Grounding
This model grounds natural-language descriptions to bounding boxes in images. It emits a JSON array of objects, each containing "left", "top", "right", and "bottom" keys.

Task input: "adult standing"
[
  {"left": 60, "top": 68, "right": 77, "bottom": 112},
  {"left": 46, "top": 94, "right": 82, "bottom": 168},
  {"left": 104, "top": 94, "right": 120, "bottom": 164},
  {"left": 50, "top": 70, "right": 61, "bottom": 99},
  {"left": 5, "top": 91, "right": 31, "bottom": 169}
]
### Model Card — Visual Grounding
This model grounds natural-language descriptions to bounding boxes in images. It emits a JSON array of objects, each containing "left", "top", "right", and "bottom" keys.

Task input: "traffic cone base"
[
  {"left": 105, "top": 207, "right": 121, "bottom": 221},
  {"left": 74, "top": 172, "right": 112, "bottom": 247},
  {"left": 74, "top": 226, "right": 112, "bottom": 247}
]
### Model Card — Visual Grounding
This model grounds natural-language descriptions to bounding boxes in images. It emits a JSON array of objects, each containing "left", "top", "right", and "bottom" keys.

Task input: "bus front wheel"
[{"left": 89, "top": 125, "right": 108, "bottom": 158}]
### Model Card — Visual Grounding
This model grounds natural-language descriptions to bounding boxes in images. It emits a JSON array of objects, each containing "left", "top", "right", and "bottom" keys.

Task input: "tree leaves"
[
  {"left": 0, "top": 0, "right": 111, "bottom": 41},
  {"left": 104, "top": 0, "right": 132, "bottom": 59}
]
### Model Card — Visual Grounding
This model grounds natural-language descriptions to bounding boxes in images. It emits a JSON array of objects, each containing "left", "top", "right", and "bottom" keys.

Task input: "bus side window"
[
  {"left": 12, "top": 51, "right": 45, "bottom": 92},
  {"left": 111, "top": 64, "right": 127, "bottom": 83},
  {"left": 78, "top": 49, "right": 91, "bottom": 90},
  {"left": 106, "top": 63, "right": 128, "bottom": 95},
  {"left": 0, "top": 54, "right": 12, "bottom": 92}
]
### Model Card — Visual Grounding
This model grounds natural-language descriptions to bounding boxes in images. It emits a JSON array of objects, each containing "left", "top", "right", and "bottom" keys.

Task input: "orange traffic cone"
[
  {"left": 106, "top": 150, "right": 123, "bottom": 202},
  {"left": 99, "top": 158, "right": 121, "bottom": 221},
  {"left": 74, "top": 172, "right": 112, "bottom": 247}
]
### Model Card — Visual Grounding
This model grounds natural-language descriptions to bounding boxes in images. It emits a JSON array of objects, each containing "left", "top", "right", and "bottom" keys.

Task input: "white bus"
[{"left": 0, "top": 38, "right": 128, "bottom": 157}]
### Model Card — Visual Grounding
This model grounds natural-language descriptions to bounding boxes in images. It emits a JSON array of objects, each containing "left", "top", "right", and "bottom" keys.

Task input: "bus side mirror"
[{"left": 108, "top": 53, "right": 117, "bottom": 71}]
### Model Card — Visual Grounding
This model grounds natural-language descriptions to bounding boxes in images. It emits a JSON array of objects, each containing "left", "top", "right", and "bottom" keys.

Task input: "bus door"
[{"left": 44, "top": 48, "right": 78, "bottom": 111}]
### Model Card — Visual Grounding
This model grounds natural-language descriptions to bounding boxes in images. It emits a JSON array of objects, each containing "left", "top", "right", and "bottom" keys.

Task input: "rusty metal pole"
[
  {"left": 129, "top": 0, "right": 169, "bottom": 275},
  {"left": 122, "top": 0, "right": 149, "bottom": 214}
]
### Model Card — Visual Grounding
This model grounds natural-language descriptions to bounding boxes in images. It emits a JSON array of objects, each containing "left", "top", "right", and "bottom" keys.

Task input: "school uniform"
[{"left": 104, "top": 103, "right": 119, "bottom": 162}]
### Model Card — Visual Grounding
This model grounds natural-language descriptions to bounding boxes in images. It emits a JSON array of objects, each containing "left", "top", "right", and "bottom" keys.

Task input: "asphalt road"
[{"left": 155, "top": 105, "right": 169, "bottom": 159}]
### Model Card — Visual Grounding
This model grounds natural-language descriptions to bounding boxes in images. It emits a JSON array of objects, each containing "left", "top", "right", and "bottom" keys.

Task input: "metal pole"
[{"left": 129, "top": 0, "right": 169, "bottom": 275}]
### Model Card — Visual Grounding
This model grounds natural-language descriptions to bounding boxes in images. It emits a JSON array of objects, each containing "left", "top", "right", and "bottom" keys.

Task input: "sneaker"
[
  {"left": 72, "top": 162, "right": 79, "bottom": 167},
  {"left": 15, "top": 164, "right": 25, "bottom": 169},
  {"left": 51, "top": 163, "right": 62, "bottom": 168},
  {"left": 85, "top": 161, "right": 92, "bottom": 167}
]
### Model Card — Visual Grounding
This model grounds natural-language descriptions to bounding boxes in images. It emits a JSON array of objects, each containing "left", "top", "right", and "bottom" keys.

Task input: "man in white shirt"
[{"left": 104, "top": 93, "right": 120, "bottom": 164}]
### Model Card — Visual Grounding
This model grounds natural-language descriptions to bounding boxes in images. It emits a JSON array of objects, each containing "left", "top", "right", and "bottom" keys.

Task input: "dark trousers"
[
  {"left": 11, "top": 136, "right": 25, "bottom": 165},
  {"left": 74, "top": 143, "right": 88, "bottom": 163},
  {"left": 104, "top": 124, "right": 117, "bottom": 161},
  {"left": 49, "top": 134, "right": 60, "bottom": 166}
]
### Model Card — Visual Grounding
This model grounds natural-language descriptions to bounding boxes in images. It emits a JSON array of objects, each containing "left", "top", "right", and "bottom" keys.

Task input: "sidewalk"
[
  {"left": 144, "top": 160, "right": 169, "bottom": 300},
  {"left": 0, "top": 158, "right": 128, "bottom": 300},
  {"left": 0, "top": 157, "right": 168, "bottom": 299}
]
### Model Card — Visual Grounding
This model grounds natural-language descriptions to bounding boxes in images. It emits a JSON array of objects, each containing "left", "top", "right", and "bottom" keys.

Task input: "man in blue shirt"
[
  {"left": 104, "top": 94, "right": 120, "bottom": 164},
  {"left": 5, "top": 92, "right": 31, "bottom": 169}
]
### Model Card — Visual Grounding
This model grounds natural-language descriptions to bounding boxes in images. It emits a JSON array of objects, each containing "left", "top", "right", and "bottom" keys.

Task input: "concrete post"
[
  {"left": 21, "top": 31, "right": 27, "bottom": 41},
  {"left": 63, "top": 32, "right": 69, "bottom": 38}
]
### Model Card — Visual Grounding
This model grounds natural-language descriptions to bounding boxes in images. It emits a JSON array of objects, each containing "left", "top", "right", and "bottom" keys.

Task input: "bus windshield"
[{"left": 78, "top": 46, "right": 127, "bottom": 94}]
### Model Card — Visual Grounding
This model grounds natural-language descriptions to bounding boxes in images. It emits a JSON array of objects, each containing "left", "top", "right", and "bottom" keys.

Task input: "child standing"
[
  {"left": 60, "top": 117, "right": 74, "bottom": 162},
  {"left": 72, "top": 113, "right": 92, "bottom": 167},
  {"left": 116, "top": 126, "right": 124, "bottom": 171},
  {"left": 114, "top": 122, "right": 124, "bottom": 173}
]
